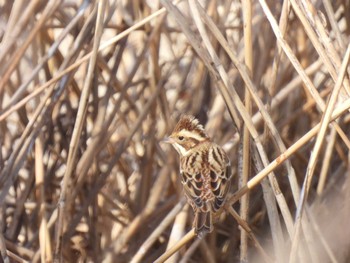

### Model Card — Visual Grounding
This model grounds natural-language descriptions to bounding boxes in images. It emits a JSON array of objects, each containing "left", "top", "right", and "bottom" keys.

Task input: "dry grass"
[{"left": 0, "top": 0, "right": 350, "bottom": 262}]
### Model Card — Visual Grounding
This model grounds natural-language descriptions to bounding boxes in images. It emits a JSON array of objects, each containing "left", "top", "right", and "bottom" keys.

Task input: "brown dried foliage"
[{"left": 0, "top": 0, "right": 350, "bottom": 262}]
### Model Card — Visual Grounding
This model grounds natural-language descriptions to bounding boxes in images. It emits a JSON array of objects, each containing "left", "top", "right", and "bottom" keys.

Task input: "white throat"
[{"left": 172, "top": 143, "right": 191, "bottom": 156}]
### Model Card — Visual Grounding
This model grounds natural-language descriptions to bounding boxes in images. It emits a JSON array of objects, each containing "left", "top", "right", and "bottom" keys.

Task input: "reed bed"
[{"left": 0, "top": 0, "right": 350, "bottom": 262}]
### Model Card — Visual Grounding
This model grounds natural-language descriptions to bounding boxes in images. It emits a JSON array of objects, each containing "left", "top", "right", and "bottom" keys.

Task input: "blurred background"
[{"left": 0, "top": 0, "right": 350, "bottom": 262}]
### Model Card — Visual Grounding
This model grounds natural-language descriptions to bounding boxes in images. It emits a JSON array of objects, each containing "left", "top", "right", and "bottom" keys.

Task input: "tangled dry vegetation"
[{"left": 1, "top": 0, "right": 350, "bottom": 262}]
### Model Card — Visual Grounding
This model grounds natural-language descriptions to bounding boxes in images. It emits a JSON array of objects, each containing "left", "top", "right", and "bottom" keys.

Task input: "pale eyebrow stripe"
[{"left": 179, "top": 130, "right": 204, "bottom": 141}]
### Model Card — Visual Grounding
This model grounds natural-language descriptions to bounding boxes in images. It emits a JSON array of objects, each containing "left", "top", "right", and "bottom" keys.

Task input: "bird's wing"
[
  {"left": 209, "top": 146, "right": 232, "bottom": 213},
  {"left": 180, "top": 170, "right": 206, "bottom": 211}
]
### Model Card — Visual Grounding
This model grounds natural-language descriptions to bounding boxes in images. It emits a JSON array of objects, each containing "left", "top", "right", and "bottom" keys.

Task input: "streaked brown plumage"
[{"left": 166, "top": 115, "right": 232, "bottom": 234}]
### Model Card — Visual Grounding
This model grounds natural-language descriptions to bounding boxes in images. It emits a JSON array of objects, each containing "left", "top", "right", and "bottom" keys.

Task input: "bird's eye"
[{"left": 178, "top": 136, "right": 185, "bottom": 141}]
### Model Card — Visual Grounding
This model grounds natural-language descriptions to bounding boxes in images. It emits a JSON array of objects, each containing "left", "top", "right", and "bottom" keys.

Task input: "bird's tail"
[{"left": 195, "top": 210, "right": 213, "bottom": 234}]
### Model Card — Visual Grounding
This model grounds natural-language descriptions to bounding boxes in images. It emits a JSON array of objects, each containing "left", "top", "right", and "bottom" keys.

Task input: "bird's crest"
[{"left": 173, "top": 115, "right": 208, "bottom": 139}]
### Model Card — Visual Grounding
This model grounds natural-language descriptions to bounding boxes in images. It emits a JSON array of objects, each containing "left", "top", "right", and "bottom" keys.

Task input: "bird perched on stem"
[{"left": 165, "top": 115, "right": 232, "bottom": 234}]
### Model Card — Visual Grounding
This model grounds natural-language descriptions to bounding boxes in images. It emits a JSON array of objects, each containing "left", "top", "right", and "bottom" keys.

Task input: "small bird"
[{"left": 165, "top": 115, "right": 232, "bottom": 234}]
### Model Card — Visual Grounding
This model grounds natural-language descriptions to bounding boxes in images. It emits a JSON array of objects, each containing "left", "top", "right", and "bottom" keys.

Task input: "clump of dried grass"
[{"left": 0, "top": 0, "right": 350, "bottom": 262}]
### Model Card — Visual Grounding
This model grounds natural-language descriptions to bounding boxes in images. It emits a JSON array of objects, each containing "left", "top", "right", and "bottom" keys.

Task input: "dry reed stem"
[
  {"left": 290, "top": 43, "right": 350, "bottom": 263},
  {"left": 164, "top": 203, "right": 189, "bottom": 263},
  {"left": 259, "top": 0, "right": 350, "bottom": 151},
  {"left": 154, "top": 228, "right": 196, "bottom": 263},
  {"left": 240, "top": 0, "right": 253, "bottom": 261},
  {"left": 54, "top": 1, "right": 107, "bottom": 262},
  {"left": 316, "top": 126, "right": 337, "bottom": 194},
  {"left": 230, "top": 97, "right": 350, "bottom": 204},
  {"left": 193, "top": 5, "right": 300, "bottom": 257},
  {"left": 130, "top": 199, "right": 185, "bottom": 263}
]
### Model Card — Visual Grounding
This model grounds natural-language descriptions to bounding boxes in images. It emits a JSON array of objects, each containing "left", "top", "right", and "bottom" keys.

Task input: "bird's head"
[{"left": 164, "top": 115, "right": 209, "bottom": 156}]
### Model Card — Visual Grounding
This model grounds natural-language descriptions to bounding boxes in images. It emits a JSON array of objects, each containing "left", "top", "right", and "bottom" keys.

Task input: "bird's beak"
[{"left": 161, "top": 136, "right": 175, "bottom": 144}]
